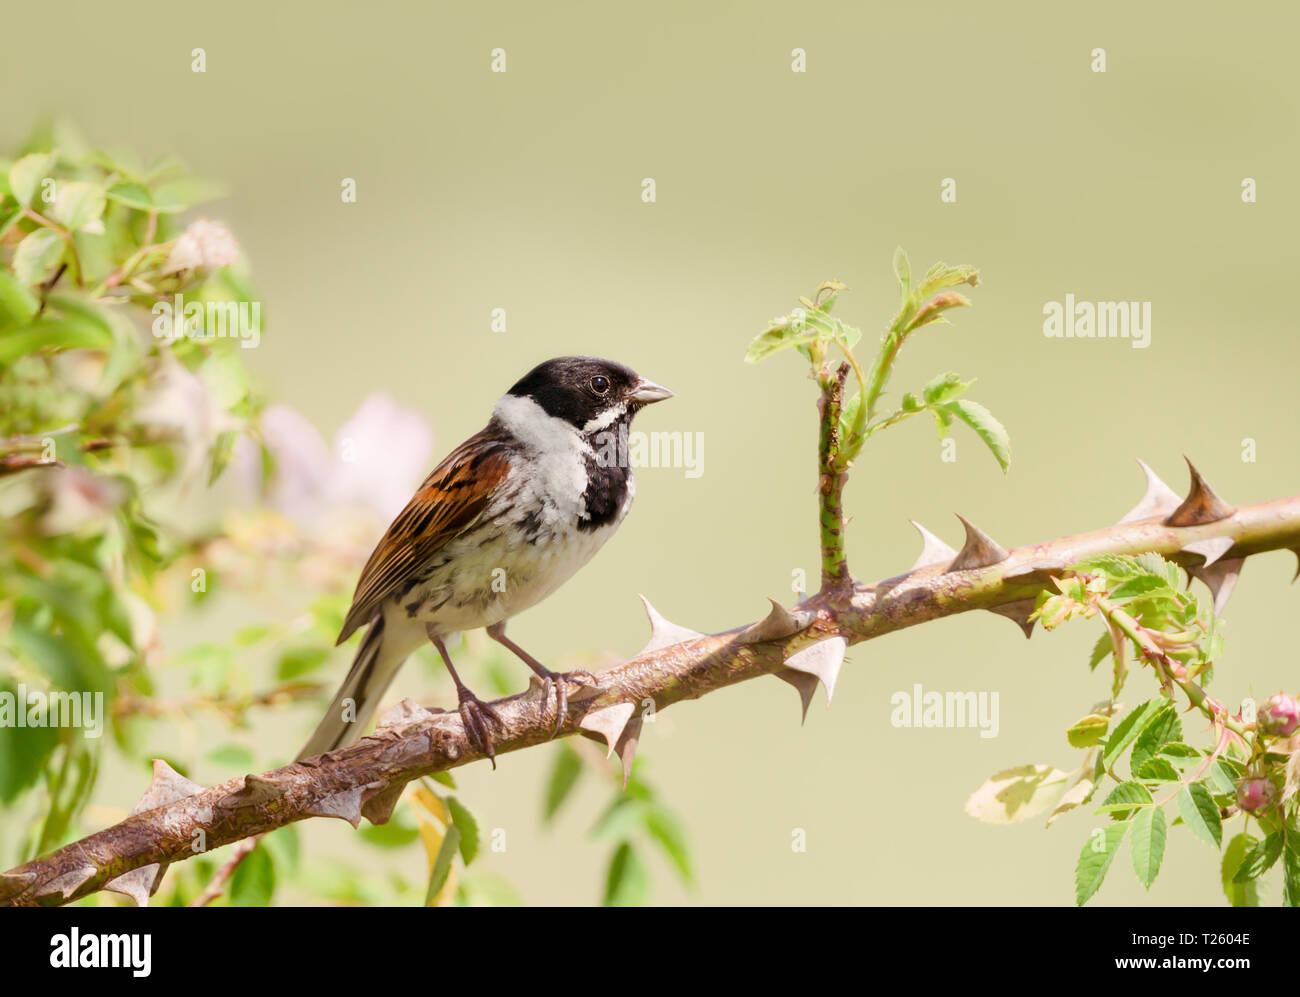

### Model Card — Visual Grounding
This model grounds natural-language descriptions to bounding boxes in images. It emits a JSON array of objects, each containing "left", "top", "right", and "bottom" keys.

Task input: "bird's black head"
[{"left": 506, "top": 356, "right": 673, "bottom": 432}]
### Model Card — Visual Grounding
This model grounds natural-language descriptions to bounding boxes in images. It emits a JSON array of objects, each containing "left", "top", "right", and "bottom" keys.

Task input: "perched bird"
[{"left": 297, "top": 356, "right": 673, "bottom": 764}]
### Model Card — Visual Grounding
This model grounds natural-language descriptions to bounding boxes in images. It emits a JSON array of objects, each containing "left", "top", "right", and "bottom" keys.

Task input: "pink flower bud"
[
  {"left": 163, "top": 218, "right": 240, "bottom": 273},
  {"left": 1236, "top": 777, "right": 1276, "bottom": 812},
  {"left": 1259, "top": 693, "right": 1300, "bottom": 737}
]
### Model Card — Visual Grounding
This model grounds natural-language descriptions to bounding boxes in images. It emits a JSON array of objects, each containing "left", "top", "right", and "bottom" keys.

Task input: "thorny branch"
[{"left": 4, "top": 369, "right": 1299, "bottom": 905}]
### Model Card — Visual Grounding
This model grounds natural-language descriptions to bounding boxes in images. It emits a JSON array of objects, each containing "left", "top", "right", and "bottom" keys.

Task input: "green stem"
[
  {"left": 1097, "top": 598, "right": 1246, "bottom": 739},
  {"left": 817, "top": 362, "right": 851, "bottom": 591}
]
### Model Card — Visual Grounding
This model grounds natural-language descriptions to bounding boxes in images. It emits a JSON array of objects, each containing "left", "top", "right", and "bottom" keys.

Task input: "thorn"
[
  {"left": 1118, "top": 458, "right": 1182, "bottom": 524},
  {"left": 1004, "top": 556, "right": 1070, "bottom": 582},
  {"left": 988, "top": 598, "right": 1037, "bottom": 639},
  {"left": 1189, "top": 556, "right": 1244, "bottom": 615},
  {"left": 376, "top": 698, "right": 438, "bottom": 729},
  {"left": 578, "top": 702, "right": 636, "bottom": 757},
  {"left": 615, "top": 714, "right": 644, "bottom": 790},
  {"left": 1165, "top": 457, "right": 1235, "bottom": 527},
  {"left": 304, "top": 786, "right": 366, "bottom": 827},
  {"left": 946, "top": 515, "right": 1010, "bottom": 572},
  {"left": 220, "top": 773, "right": 290, "bottom": 809},
  {"left": 361, "top": 782, "right": 407, "bottom": 827},
  {"left": 105, "top": 759, "right": 206, "bottom": 906},
  {"left": 104, "top": 867, "right": 159, "bottom": 907},
  {"left": 736, "top": 598, "right": 816, "bottom": 644},
  {"left": 775, "top": 669, "right": 820, "bottom": 724},
  {"left": 636, "top": 594, "right": 704, "bottom": 655},
  {"left": 36, "top": 866, "right": 99, "bottom": 903},
  {"left": 0, "top": 871, "right": 36, "bottom": 905},
  {"left": 909, "top": 520, "right": 956, "bottom": 571},
  {"left": 1181, "top": 536, "right": 1235, "bottom": 567},
  {"left": 138, "top": 759, "right": 203, "bottom": 808},
  {"left": 783, "top": 636, "right": 848, "bottom": 705},
  {"left": 1291, "top": 548, "right": 1300, "bottom": 584}
]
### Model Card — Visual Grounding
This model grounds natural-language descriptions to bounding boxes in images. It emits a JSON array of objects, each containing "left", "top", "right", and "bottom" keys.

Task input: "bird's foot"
[
  {"left": 532, "top": 668, "right": 599, "bottom": 737},
  {"left": 456, "top": 690, "right": 504, "bottom": 769}
]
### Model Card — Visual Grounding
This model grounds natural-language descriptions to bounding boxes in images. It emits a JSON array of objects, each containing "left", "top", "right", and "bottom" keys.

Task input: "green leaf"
[
  {"left": 1282, "top": 834, "right": 1300, "bottom": 907},
  {"left": 921, "top": 371, "right": 972, "bottom": 406},
  {"left": 427, "top": 771, "right": 456, "bottom": 790},
  {"left": 0, "top": 270, "right": 39, "bottom": 328},
  {"left": 1176, "top": 783, "right": 1222, "bottom": 849},
  {"left": 745, "top": 325, "right": 813, "bottom": 363},
  {"left": 542, "top": 746, "right": 583, "bottom": 823},
  {"left": 105, "top": 181, "right": 154, "bottom": 211},
  {"left": 206, "top": 744, "right": 255, "bottom": 770},
  {"left": 931, "top": 405, "right": 954, "bottom": 439},
  {"left": 50, "top": 180, "right": 105, "bottom": 232},
  {"left": 9, "top": 620, "right": 110, "bottom": 693},
  {"left": 603, "top": 841, "right": 649, "bottom": 907},
  {"left": 1232, "top": 831, "right": 1282, "bottom": 884},
  {"left": 12, "top": 228, "right": 64, "bottom": 286},
  {"left": 229, "top": 845, "right": 275, "bottom": 906},
  {"left": 0, "top": 207, "right": 22, "bottom": 241},
  {"left": 1129, "top": 806, "right": 1167, "bottom": 888},
  {"left": 906, "top": 291, "right": 972, "bottom": 332},
  {"left": 1101, "top": 699, "right": 1164, "bottom": 771},
  {"left": 1131, "top": 705, "right": 1181, "bottom": 773},
  {"left": 261, "top": 826, "right": 300, "bottom": 879},
  {"left": 936, "top": 398, "right": 1010, "bottom": 472},
  {"left": 276, "top": 645, "right": 330, "bottom": 680},
  {"left": 917, "top": 261, "right": 980, "bottom": 297},
  {"left": 892, "top": 246, "right": 911, "bottom": 308},
  {"left": 1088, "top": 632, "right": 1112, "bottom": 671},
  {"left": 1134, "top": 757, "right": 1179, "bottom": 782},
  {"left": 358, "top": 809, "right": 420, "bottom": 848},
  {"left": 8, "top": 153, "right": 53, "bottom": 205},
  {"left": 0, "top": 681, "right": 60, "bottom": 802},
  {"left": 1221, "top": 834, "right": 1261, "bottom": 907},
  {"left": 447, "top": 796, "right": 479, "bottom": 866},
  {"left": 1205, "top": 758, "right": 1242, "bottom": 797},
  {"left": 1110, "top": 575, "right": 1174, "bottom": 601},
  {"left": 424, "top": 824, "right": 461, "bottom": 906},
  {"left": 591, "top": 797, "right": 653, "bottom": 842},
  {"left": 1066, "top": 713, "right": 1110, "bottom": 748},
  {"left": 1097, "top": 780, "right": 1152, "bottom": 820},
  {"left": 150, "top": 176, "right": 227, "bottom": 213},
  {"left": 644, "top": 805, "right": 693, "bottom": 886},
  {"left": 1075, "top": 822, "right": 1129, "bottom": 905},
  {"left": 1073, "top": 554, "right": 1148, "bottom": 580}
]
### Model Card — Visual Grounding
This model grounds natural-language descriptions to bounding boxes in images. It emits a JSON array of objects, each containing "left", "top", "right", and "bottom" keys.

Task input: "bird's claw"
[
  {"left": 457, "top": 691, "right": 503, "bottom": 769},
  {"left": 540, "top": 668, "right": 597, "bottom": 737}
]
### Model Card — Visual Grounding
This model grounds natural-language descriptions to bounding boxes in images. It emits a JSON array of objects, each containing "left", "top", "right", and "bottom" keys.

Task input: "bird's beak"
[{"left": 631, "top": 378, "right": 674, "bottom": 404}]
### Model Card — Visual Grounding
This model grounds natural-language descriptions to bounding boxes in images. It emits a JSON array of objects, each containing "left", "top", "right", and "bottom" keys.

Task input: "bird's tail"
[{"left": 296, "top": 616, "right": 414, "bottom": 762}]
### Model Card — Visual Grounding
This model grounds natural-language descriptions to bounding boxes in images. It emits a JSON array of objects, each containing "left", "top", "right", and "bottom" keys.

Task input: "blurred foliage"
[
  {"left": 0, "top": 121, "right": 689, "bottom": 907},
  {"left": 967, "top": 553, "right": 1300, "bottom": 907}
]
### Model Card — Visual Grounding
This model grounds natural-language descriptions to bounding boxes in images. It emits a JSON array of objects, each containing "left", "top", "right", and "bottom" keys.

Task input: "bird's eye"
[{"left": 590, "top": 375, "right": 610, "bottom": 394}]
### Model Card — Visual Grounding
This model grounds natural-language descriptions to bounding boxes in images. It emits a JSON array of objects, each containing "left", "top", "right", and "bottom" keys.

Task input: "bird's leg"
[
  {"left": 486, "top": 622, "right": 595, "bottom": 737},
  {"left": 429, "top": 629, "right": 503, "bottom": 768}
]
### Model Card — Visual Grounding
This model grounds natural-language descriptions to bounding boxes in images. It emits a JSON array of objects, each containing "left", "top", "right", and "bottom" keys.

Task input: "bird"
[{"left": 296, "top": 356, "right": 673, "bottom": 765}]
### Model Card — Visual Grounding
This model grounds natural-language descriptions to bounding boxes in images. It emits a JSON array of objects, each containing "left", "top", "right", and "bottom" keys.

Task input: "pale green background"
[{"left": 4, "top": 0, "right": 1299, "bottom": 905}]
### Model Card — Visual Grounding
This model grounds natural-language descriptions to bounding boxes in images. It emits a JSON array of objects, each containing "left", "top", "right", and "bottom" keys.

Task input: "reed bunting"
[{"left": 297, "top": 356, "right": 673, "bottom": 764}]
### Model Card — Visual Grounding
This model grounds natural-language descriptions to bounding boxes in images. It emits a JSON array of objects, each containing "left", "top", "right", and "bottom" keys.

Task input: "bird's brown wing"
[{"left": 336, "top": 428, "right": 513, "bottom": 643}]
